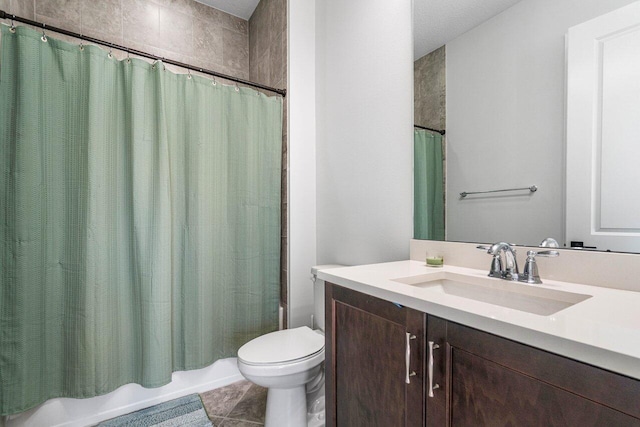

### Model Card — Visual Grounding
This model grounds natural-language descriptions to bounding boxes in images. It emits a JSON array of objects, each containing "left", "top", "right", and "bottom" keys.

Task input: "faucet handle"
[
  {"left": 478, "top": 245, "right": 503, "bottom": 276},
  {"left": 520, "top": 250, "right": 542, "bottom": 284},
  {"left": 488, "top": 254, "right": 502, "bottom": 278},
  {"left": 519, "top": 250, "right": 559, "bottom": 284}
]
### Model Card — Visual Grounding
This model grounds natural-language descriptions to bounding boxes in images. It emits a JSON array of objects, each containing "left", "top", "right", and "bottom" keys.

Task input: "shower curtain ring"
[
  {"left": 41, "top": 28, "right": 47, "bottom": 42},
  {"left": 108, "top": 47, "right": 113, "bottom": 59},
  {"left": 79, "top": 42, "right": 84, "bottom": 51},
  {"left": 9, "top": 18, "right": 16, "bottom": 33},
  {"left": 212, "top": 76, "right": 217, "bottom": 86},
  {"left": 187, "top": 69, "right": 192, "bottom": 79},
  {"left": 126, "top": 50, "right": 130, "bottom": 63},
  {"left": 234, "top": 82, "right": 239, "bottom": 92}
]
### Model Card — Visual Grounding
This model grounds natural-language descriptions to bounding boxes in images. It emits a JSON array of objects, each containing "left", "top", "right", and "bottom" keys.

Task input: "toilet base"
[
  {"left": 265, "top": 386, "right": 307, "bottom": 427},
  {"left": 307, "top": 395, "right": 325, "bottom": 427}
]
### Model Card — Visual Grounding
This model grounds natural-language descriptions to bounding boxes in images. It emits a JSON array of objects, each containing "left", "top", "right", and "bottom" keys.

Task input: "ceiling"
[
  {"left": 195, "top": 0, "right": 260, "bottom": 20},
  {"left": 198, "top": 0, "right": 524, "bottom": 59},
  {"left": 414, "top": 0, "right": 524, "bottom": 60}
]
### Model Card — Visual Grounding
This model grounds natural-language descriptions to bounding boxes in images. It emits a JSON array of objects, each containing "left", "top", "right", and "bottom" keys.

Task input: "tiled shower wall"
[
  {"left": 414, "top": 46, "right": 446, "bottom": 172},
  {"left": 414, "top": 46, "right": 446, "bottom": 234},
  {"left": 1, "top": 0, "right": 289, "bottom": 325},
  {"left": 248, "top": 0, "right": 288, "bottom": 327},
  {"left": 1, "top": 0, "right": 250, "bottom": 79},
  {"left": 414, "top": 45, "right": 445, "bottom": 130}
]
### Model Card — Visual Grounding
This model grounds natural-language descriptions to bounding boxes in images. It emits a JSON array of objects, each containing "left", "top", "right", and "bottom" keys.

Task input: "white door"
[{"left": 566, "top": 1, "right": 640, "bottom": 252}]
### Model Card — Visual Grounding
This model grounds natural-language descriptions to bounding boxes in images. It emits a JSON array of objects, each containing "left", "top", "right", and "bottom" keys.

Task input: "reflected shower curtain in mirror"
[
  {"left": 0, "top": 26, "right": 282, "bottom": 415},
  {"left": 414, "top": 129, "right": 445, "bottom": 240}
]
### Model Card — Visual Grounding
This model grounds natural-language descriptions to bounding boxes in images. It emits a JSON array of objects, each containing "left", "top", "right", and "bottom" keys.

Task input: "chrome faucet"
[
  {"left": 478, "top": 241, "right": 560, "bottom": 284},
  {"left": 519, "top": 250, "right": 559, "bottom": 284},
  {"left": 485, "top": 242, "right": 520, "bottom": 280}
]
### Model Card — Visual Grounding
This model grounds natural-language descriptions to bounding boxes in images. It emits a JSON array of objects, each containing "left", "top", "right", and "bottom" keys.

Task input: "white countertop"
[{"left": 318, "top": 260, "right": 640, "bottom": 380}]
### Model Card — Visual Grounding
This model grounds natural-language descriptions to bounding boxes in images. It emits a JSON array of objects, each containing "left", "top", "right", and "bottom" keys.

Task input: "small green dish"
[{"left": 426, "top": 256, "right": 444, "bottom": 267}]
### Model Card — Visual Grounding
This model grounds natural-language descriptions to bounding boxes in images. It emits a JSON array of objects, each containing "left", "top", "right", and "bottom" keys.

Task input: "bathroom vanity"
[
  {"left": 324, "top": 284, "right": 425, "bottom": 426},
  {"left": 321, "top": 262, "right": 640, "bottom": 426}
]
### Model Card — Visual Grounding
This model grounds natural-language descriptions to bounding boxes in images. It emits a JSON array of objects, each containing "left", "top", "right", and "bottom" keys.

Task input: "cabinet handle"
[
  {"left": 405, "top": 332, "right": 416, "bottom": 384},
  {"left": 428, "top": 340, "right": 440, "bottom": 397}
]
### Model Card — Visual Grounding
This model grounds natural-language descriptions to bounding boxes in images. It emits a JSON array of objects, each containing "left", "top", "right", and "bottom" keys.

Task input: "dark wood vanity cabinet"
[
  {"left": 326, "top": 284, "right": 640, "bottom": 426},
  {"left": 325, "top": 283, "right": 425, "bottom": 427},
  {"left": 427, "top": 316, "right": 640, "bottom": 426}
]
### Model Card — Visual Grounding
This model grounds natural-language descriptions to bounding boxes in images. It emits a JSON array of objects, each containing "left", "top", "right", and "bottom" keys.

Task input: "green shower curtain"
[
  {"left": 414, "top": 129, "right": 445, "bottom": 240},
  {"left": 0, "top": 25, "right": 282, "bottom": 415}
]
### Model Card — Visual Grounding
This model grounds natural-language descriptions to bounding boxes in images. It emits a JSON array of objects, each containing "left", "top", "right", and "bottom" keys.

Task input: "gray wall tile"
[
  {"left": 4, "top": 1, "right": 36, "bottom": 23},
  {"left": 249, "top": 0, "right": 285, "bottom": 88},
  {"left": 36, "top": 0, "right": 79, "bottom": 25},
  {"left": 36, "top": 0, "right": 80, "bottom": 30},
  {"left": 9, "top": 0, "right": 35, "bottom": 19},
  {"left": 249, "top": 52, "right": 258, "bottom": 82},
  {"left": 269, "top": 33, "right": 284, "bottom": 87},
  {"left": 222, "top": 27, "right": 248, "bottom": 71},
  {"left": 255, "top": 52, "right": 269, "bottom": 85},
  {"left": 222, "top": 13, "right": 247, "bottom": 35},
  {"left": 153, "top": 0, "right": 196, "bottom": 17},
  {"left": 193, "top": 17, "right": 223, "bottom": 66},
  {"left": 80, "top": 0, "right": 123, "bottom": 45},
  {"left": 122, "top": 0, "right": 160, "bottom": 46},
  {"left": 267, "top": 0, "right": 284, "bottom": 38},
  {"left": 249, "top": 24, "right": 266, "bottom": 65},
  {"left": 192, "top": 1, "right": 223, "bottom": 25},
  {"left": 414, "top": 45, "right": 446, "bottom": 130},
  {"left": 158, "top": 6, "right": 193, "bottom": 56}
]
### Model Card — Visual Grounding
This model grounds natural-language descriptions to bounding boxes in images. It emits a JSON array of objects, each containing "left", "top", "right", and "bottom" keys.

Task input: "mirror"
[{"left": 413, "top": 0, "right": 640, "bottom": 253}]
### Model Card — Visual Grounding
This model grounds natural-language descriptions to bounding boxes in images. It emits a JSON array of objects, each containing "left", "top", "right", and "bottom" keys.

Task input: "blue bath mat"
[{"left": 98, "top": 394, "right": 212, "bottom": 426}]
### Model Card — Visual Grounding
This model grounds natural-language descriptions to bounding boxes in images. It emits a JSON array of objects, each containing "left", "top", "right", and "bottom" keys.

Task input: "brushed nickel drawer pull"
[
  {"left": 428, "top": 340, "right": 440, "bottom": 397},
  {"left": 405, "top": 333, "right": 416, "bottom": 384}
]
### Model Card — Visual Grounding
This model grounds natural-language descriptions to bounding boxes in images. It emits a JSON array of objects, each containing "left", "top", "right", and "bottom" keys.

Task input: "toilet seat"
[
  {"left": 240, "top": 347, "right": 324, "bottom": 367},
  {"left": 238, "top": 326, "right": 325, "bottom": 366}
]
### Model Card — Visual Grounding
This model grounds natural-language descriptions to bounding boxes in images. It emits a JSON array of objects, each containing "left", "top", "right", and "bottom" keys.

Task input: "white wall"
[
  {"left": 288, "top": 0, "right": 318, "bottom": 328},
  {"left": 288, "top": 0, "right": 413, "bottom": 327},
  {"left": 315, "top": 0, "right": 414, "bottom": 266},
  {"left": 445, "top": 0, "right": 636, "bottom": 246}
]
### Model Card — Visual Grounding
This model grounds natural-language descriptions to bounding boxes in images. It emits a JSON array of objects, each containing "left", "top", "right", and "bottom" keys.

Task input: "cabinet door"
[
  {"left": 326, "top": 283, "right": 425, "bottom": 427},
  {"left": 427, "top": 316, "right": 640, "bottom": 426},
  {"left": 450, "top": 349, "right": 639, "bottom": 426},
  {"left": 425, "top": 316, "right": 448, "bottom": 427}
]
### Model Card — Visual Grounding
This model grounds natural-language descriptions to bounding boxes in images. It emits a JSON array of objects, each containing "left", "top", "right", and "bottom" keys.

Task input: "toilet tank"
[{"left": 311, "top": 265, "right": 345, "bottom": 331}]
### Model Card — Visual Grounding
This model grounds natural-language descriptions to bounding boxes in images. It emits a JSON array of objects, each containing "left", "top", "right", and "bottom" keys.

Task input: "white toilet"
[{"left": 237, "top": 265, "right": 343, "bottom": 427}]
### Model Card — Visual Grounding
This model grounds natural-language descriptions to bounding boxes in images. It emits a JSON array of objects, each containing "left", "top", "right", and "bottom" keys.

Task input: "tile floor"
[{"left": 200, "top": 380, "right": 267, "bottom": 427}]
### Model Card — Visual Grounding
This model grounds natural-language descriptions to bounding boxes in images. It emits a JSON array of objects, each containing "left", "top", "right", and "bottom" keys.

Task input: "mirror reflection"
[{"left": 413, "top": 0, "right": 640, "bottom": 253}]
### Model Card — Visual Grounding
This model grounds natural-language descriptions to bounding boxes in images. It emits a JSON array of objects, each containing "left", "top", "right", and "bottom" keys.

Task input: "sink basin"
[{"left": 391, "top": 271, "right": 591, "bottom": 316}]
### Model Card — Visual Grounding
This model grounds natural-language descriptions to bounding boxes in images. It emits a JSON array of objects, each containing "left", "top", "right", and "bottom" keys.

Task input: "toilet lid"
[{"left": 238, "top": 326, "right": 325, "bottom": 365}]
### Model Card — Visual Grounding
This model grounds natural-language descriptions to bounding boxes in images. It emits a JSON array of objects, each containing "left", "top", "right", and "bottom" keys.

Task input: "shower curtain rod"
[
  {"left": 414, "top": 124, "right": 445, "bottom": 135},
  {"left": 0, "top": 10, "right": 287, "bottom": 97}
]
